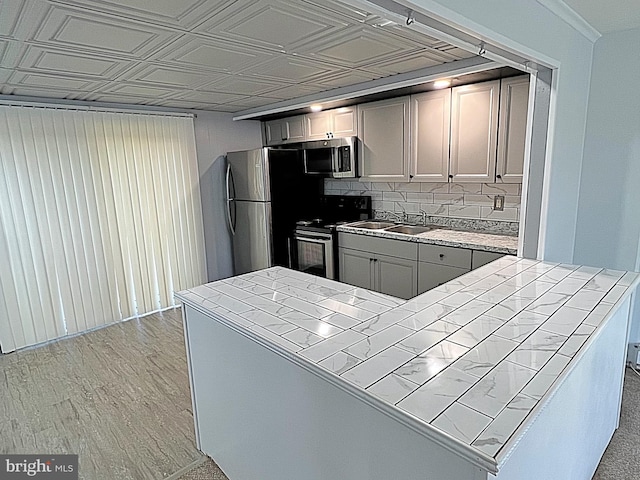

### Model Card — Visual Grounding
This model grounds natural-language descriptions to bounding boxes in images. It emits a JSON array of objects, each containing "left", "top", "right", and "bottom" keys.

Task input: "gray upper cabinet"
[
  {"left": 264, "top": 116, "right": 306, "bottom": 146},
  {"left": 358, "top": 97, "right": 410, "bottom": 182},
  {"left": 497, "top": 76, "right": 530, "bottom": 183},
  {"left": 306, "top": 107, "right": 357, "bottom": 140},
  {"left": 410, "top": 89, "right": 451, "bottom": 182},
  {"left": 450, "top": 80, "right": 500, "bottom": 183}
]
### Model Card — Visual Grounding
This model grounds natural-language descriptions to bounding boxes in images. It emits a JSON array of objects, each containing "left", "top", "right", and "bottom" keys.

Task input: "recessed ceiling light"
[
  {"left": 310, "top": 104, "right": 323, "bottom": 112},
  {"left": 433, "top": 79, "right": 451, "bottom": 89}
]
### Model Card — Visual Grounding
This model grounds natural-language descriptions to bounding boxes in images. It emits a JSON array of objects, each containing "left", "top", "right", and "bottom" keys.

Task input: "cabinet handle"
[
  {"left": 448, "top": 175, "right": 453, "bottom": 179},
  {"left": 374, "top": 259, "right": 378, "bottom": 263},
  {"left": 439, "top": 254, "right": 445, "bottom": 259},
  {"left": 496, "top": 174, "right": 502, "bottom": 179},
  {"left": 409, "top": 174, "right": 414, "bottom": 179}
]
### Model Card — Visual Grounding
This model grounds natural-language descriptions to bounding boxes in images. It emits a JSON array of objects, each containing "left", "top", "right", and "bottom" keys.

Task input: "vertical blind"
[{"left": 0, "top": 105, "right": 206, "bottom": 353}]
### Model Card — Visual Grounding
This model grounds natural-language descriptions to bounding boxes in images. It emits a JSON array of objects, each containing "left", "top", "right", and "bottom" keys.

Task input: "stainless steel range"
[{"left": 291, "top": 195, "right": 371, "bottom": 279}]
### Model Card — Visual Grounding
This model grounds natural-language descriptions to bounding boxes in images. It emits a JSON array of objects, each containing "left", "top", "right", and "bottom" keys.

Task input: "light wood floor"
[{"left": 0, "top": 308, "right": 202, "bottom": 480}]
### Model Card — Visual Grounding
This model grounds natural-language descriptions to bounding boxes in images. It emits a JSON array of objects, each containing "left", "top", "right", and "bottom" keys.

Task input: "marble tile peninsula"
[{"left": 177, "top": 258, "right": 639, "bottom": 479}]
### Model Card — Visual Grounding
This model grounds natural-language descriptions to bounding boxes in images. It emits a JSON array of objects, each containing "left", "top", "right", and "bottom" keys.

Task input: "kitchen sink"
[
  {"left": 384, "top": 225, "right": 434, "bottom": 235},
  {"left": 350, "top": 221, "right": 395, "bottom": 229}
]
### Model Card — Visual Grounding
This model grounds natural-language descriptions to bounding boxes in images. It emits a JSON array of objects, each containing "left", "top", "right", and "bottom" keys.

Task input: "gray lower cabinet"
[
  {"left": 418, "top": 263, "right": 469, "bottom": 294},
  {"left": 339, "top": 247, "right": 375, "bottom": 291},
  {"left": 472, "top": 250, "right": 505, "bottom": 270},
  {"left": 339, "top": 232, "right": 505, "bottom": 299},
  {"left": 338, "top": 233, "right": 418, "bottom": 299},
  {"left": 418, "top": 243, "right": 472, "bottom": 294},
  {"left": 375, "top": 253, "right": 419, "bottom": 300}
]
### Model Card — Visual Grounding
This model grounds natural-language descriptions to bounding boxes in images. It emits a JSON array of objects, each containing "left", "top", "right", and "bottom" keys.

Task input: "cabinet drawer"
[
  {"left": 338, "top": 233, "right": 418, "bottom": 261},
  {"left": 418, "top": 243, "right": 472, "bottom": 269}
]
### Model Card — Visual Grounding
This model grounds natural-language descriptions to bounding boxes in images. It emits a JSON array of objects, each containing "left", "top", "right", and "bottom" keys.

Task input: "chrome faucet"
[
  {"left": 388, "top": 211, "right": 408, "bottom": 223},
  {"left": 419, "top": 210, "right": 428, "bottom": 226}
]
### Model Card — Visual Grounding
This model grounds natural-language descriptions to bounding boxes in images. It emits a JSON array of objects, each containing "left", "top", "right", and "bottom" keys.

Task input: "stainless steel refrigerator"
[{"left": 225, "top": 148, "right": 322, "bottom": 275}]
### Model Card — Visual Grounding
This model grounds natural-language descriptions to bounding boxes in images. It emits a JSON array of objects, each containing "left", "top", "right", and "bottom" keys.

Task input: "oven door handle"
[{"left": 294, "top": 235, "right": 332, "bottom": 244}]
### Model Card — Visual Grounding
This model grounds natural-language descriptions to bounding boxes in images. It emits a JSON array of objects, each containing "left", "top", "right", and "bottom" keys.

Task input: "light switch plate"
[{"left": 493, "top": 195, "right": 505, "bottom": 211}]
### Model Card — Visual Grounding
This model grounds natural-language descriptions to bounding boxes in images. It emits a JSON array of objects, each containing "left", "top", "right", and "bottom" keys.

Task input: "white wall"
[
  {"left": 572, "top": 27, "right": 640, "bottom": 343},
  {"left": 401, "top": 0, "right": 594, "bottom": 263},
  {"left": 193, "top": 112, "right": 262, "bottom": 281},
  {"left": 574, "top": 27, "right": 640, "bottom": 271}
]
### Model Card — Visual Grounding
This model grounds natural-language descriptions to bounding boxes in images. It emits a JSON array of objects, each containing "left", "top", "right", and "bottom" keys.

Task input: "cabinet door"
[
  {"left": 374, "top": 253, "right": 418, "bottom": 300},
  {"left": 411, "top": 89, "right": 451, "bottom": 182},
  {"left": 471, "top": 250, "right": 505, "bottom": 270},
  {"left": 358, "top": 97, "right": 410, "bottom": 182},
  {"left": 264, "top": 119, "right": 285, "bottom": 146},
  {"left": 264, "top": 117, "right": 306, "bottom": 145},
  {"left": 331, "top": 107, "right": 357, "bottom": 137},
  {"left": 339, "top": 248, "right": 374, "bottom": 289},
  {"left": 418, "top": 262, "right": 469, "bottom": 294},
  {"left": 285, "top": 116, "right": 306, "bottom": 142},
  {"left": 450, "top": 80, "right": 500, "bottom": 183},
  {"left": 306, "top": 111, "right": 333, "bottom": 140},
  {"left": 497, "top": 76, "right": 530, "bottom": 183}
]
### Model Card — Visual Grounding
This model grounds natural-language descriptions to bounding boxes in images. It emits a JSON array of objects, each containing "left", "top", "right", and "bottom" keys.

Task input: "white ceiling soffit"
[
  {"left": 0, "top": 0, "right": 489, "bottom": 113},
  {"left": 561, "top": 0, "right": 640, "bottom": 36},
  {"left": 356, "top": 0, "right": 556, "bottom": 69},
  {"left": 536, "top": 0, "right": 601, "bottom": 42},
  {"left": 232, "top": 56, "right": 497, "bottom": 119}
]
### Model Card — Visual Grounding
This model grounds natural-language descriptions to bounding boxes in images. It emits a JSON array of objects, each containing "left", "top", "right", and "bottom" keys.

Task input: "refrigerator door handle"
[
  {"left": 226, "top": 164, "right": 236, "bottom": 235},
  {"left": 287, "top": 237, "right": 293, "bottom": 268}
]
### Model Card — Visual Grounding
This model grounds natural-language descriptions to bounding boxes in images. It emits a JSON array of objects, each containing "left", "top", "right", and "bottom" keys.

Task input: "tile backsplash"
[{"left": 325, "top": 179, "right": 521, "bottom": 229}]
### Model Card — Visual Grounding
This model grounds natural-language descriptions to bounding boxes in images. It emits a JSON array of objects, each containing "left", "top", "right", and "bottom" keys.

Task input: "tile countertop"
[
  {"left": 176, "top": 258, "right": 639, "bottom": 472},
  {"left": 337, "top": 223, "right": 519, "bottom": 255}
]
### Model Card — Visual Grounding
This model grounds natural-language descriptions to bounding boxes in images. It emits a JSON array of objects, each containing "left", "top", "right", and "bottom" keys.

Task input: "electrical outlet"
[
  {"left": 627, "top": 343, "right": 640, "bottom": 367},
  {"left": 493, "top": 195, "right": 505, "bottom": 211}
]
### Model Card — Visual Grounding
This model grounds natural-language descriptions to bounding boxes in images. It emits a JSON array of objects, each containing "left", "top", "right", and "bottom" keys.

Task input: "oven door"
[{"left": 293, "top": 230, "right": 335, "bottom": 279}]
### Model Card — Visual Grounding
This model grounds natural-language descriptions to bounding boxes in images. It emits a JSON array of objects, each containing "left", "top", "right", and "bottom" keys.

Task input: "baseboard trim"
[{"left": 166, "top": 455, "right": 207, "bottom": 480}]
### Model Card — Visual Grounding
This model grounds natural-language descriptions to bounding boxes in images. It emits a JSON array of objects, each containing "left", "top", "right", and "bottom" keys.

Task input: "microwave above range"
[{"left": 299, "top": 136, "right": 358, "bottom": 178}]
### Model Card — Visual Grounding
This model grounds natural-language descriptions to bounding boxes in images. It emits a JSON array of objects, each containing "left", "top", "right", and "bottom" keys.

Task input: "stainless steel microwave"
[{"left": 301, "top": 137, "right": 358, "bottom": 178}]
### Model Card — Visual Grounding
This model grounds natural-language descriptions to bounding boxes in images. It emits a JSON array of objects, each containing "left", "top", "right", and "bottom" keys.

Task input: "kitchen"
[{"left": 1, "top": 0, "right": 640, "bottom": 479}]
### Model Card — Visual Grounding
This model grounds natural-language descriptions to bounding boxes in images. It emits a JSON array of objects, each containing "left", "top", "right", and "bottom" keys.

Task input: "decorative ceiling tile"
[
  {"left": 241, "top": 55, "right": 333, "bottom": 83},
  {"left": 102, "top": 83, "right": 175, "bottom": 98},
  {"left": 199, "top": 76, "right": 288, "bottom": 96},
  {"left": 157, "top": 36, "right": 271, "bottom": 73},
  {"left": 0, "top": 0, "right": 25, "bottom": 36},
  {"left": 315, "top": 70, "right": 378, "bottom": 89},
  {"left": 19, "top": 45, "right": 131, "bottom": 78},
  {"left": 0, "top": 0, "right": 483, "bottom": 113},
  {"left": 55, "top": 0, "right": 235, "bottom": 30},
  {"left": 260, "top": 83, "right": 326, "bottom": 100},
  {"left": 0, "top": 67, "right": 12, "bottom": 84},
  {"left": 126, "top": 64, "right": 217, "bottom": 89},
  {"left": 362, "top": 52, "right": 458, "bottom": 76},
  {"left": 301, "top": 27, "right": 421, "bottom": 67},
  {"left": 9, "top": 86, "right": 75, "bottom": 98},
  {"left": 172, "top": 90, "right": 247, "bottom": 104},
  {"left": 93, "top": 93, "right": 168, "bottom": 104},
  {"left": 196, "top": 0, "right": 348, "bottom": 52},
  {"left": 9, "top": 72, "right": 92, "bottom": 90},
  {"left": 222, "top": 95, "right": 284, "bottom": 108},
  {"left": 300, "top": 0, "right": 370, "bottom": 23},
  {"left": 32, "top": 5, "right": 181, "bottom": 57},
  {"left": 0, "top": 40, "right": 8, "bottom": 63}
]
